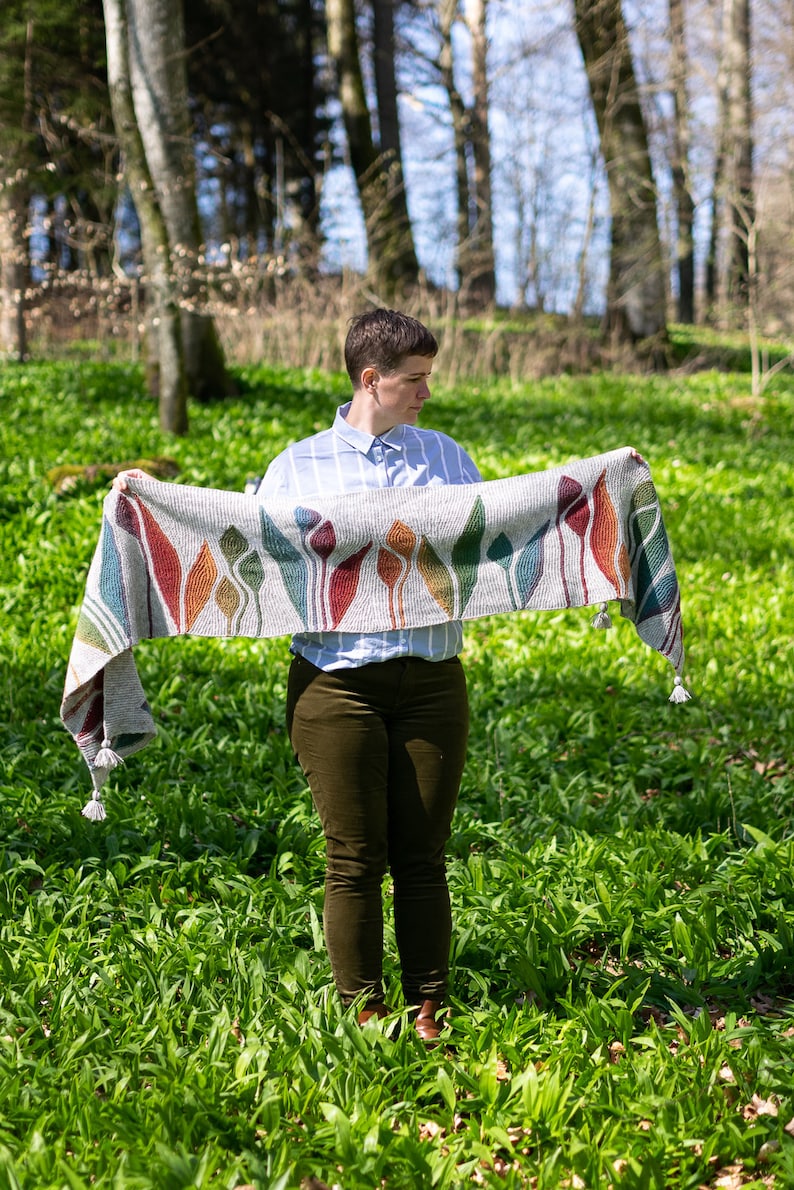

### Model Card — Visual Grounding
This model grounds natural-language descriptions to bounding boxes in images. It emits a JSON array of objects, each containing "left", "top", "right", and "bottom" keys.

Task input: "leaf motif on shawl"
[
  {"left": 219, "top": 525, "right": 247, "bottom": 565},
  {"left": 514, "top": 521, "right": 549, "bottom": 606},
  {"left": 137, "top": 501, "right": 183, "bottom": 630},
  {"left": 259, "top": 507, "right": 308, "bottom": 625},
  {"left": 115, "top": 494, "right": 141, "bottom": 542},
  {"left": 378, "top": 521, "right": 416, "bottom": 627},
  {"left": 295, "top": 506, "right": 322, "bottom": 536},
  {"left": 486, "top": 531, "right": 518, "bottom": 610},
  {"left": 417, "top": 537, "right": 454, "bottom": 619},
  {"left": 114, "top": 495, "right": 156, "bottom": 635},
  {"left": 452, "top": 496, "right": 485, "bottom": 615},
  {"left": 239, "top": 550, "right": 265, "bottom": 593},
  {"left": 184, "top": 540, "right": 218, "bottom": 631},
  {"left": 309, "top": 520, "right": 336, "bottom": 561},
  {"left": 385, "top": 520, "right": 416, "bottom": 561},
  {"left": 329, "top": 542, "right": 373, "bottom": 628},
  {"left": 75, "top": 611, "right": 112, "bottom": 653},
  {"left": 628, "top": 482, "right": 678, "bottom": 620},
  {"left": 557, "top": 475, "right": 583, "bottom": 516},
  {"left": 556, "top": 475, "right": 583, "bottom": 605},
  {"left": 636, "top": 571, "right": 680, "bottom": 624},
  {"left": 590, "top": 469, "right": 621, "bottom": 595},
  {"left": 75, "top": 678, "right": 103, "bottom": 746},
  {"left": 215, "top": 575, "right": 240, "bottom": 628},
  {"left": 95, "top": 519, "right": 130, "bottom": 638},
  {"left": 239, "top": 549, "right": 266, "bottom": 634},
  {"left": 377, "top": 547, "right": 402, "bottom": 590}
]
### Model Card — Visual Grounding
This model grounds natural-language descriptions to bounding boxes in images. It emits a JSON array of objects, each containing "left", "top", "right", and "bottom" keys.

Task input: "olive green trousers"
[{"left": 286, "top": 653, "right": 469, "bottom": 1007}]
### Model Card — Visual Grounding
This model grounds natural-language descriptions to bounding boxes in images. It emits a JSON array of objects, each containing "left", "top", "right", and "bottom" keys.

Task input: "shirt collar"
[{"left": 333, "top": 403, "right": 406, "bottom": 455}]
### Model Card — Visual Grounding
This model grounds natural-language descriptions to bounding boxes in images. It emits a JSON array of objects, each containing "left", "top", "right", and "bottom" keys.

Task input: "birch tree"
[
  {"left": 103, "top": 0, "right": 187, "bottom": 432},
  {"left": 668, "top": 0, "right": 695, "bottom": 323},
  {"left": 103, "top": 0, "right": 233, "bottom": 433}
]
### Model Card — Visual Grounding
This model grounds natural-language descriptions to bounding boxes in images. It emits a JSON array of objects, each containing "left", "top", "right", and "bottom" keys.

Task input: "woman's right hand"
[{"left": 112, "top": 468, "right": 150, "bottom": 492}]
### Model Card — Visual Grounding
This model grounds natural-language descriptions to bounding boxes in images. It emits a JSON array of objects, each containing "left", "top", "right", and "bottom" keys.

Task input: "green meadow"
[{"left": 1, "top": 353, "right": 793, "bottom": 1189}]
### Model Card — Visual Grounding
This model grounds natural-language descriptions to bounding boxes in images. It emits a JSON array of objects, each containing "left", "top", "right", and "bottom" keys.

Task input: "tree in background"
[
  {"left": 461, "top": 0, "right": 496, "bottom": 304},
  {"left": 573, "top": 0, "right": 667, "bottom": 344},
  {"left": 0, "top": 13, "right": 33, "bottom": 361},
  {"left": 2, "top": 0, "right": 790, "bottom": 365},
  {"left": 723, "top": 0, "right": 753, "bottom": 308},
  {"left": 432, "top": 0, "right": 496, "bottom": 304},
  {"left": 668, "top": 0, "right": 695, "bottom": 323},
  {"left": 103, "top": 0, "right": 234, "bottom": 433},
  {"left": 103, "top": 0, "right": 187, "bottom": 433},
  {"left": 705, "top": 0, "right": 754, "bottom": 320},
  {"left": 184, "top": 0, "right": 328, "bottom": 266},
  {"left": 0, "top": 0, "right": 112, "bottom": 359},
  {"left": 326, "top": 0, "right": 420, "bottom": 299}
]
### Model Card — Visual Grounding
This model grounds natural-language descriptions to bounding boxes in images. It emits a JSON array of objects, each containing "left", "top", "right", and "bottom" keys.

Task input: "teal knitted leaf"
[
  {"left": 451, "top": 496, "right": 485, "bottom": 615},
  {"left": 259, "top": 508, "right": 308, "bottom": 625}
]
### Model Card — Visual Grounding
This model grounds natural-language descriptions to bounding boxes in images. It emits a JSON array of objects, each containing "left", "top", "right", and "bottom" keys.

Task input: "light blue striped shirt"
[{"left": 256, "top": 402, "right": 481, "bottom": 669}]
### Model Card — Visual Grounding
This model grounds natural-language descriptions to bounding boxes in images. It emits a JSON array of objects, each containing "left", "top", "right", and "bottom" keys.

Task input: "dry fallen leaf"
[
  {"left": 712, "top": 1163, "right": 744, "bottom": 1189},
  {"left": 742, "top": 1093, "right": 779, "bottom": 1121},
  {"left": 419, "top": 1120, "right": 443, "bottom": 1141},
  {"left": 609, "top": 1040, "right": 626, "bottom": 1063}
]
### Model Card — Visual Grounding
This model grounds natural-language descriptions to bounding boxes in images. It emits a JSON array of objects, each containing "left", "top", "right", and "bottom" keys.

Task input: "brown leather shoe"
[
  {"left": 414, "top": 999, "right": 445, "bottom": 1042},
  {"left": 357, "top": 1002, "right": 390, "bottom": 1025}
]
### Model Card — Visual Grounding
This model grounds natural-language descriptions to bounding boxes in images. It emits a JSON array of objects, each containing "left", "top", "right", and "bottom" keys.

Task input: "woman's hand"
[{"left": 111, "top": 468, "right": 150, "bottom": 492}]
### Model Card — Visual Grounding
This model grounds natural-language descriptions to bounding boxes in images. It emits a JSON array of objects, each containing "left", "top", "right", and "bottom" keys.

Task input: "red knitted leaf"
[
  {"left": 137, "top": 501, "right": 183, "bottom": 629},
  {"left": 329, "top": 542, "right": 372, "bottom": 628}
]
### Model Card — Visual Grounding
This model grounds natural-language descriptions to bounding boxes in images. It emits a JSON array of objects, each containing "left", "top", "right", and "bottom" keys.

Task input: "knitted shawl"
[{"left": 61, "top": 446, "right": 690, "bottom": 819}]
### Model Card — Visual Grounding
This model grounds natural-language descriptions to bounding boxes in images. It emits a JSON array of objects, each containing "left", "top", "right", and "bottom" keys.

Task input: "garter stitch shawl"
[{"left": 61, "top": 446, "right": 690, "bottom": 819}]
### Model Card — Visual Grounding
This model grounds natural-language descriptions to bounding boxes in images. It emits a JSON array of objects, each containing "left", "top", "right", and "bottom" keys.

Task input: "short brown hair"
[{"left": 344, "top": 309, "right": 438, "bottom": 386}]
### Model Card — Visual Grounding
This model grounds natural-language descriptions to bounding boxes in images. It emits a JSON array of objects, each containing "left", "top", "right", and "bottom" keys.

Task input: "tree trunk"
[
  {"left": 102, "top": 0, "right": 188, "bottom": 434},
  {"left": 371, "top": 0, "right": 419, "bottom": 283},
  {"left": 0, "top": 16, "right": 33, "bottom": 361},
  {"left": 438, "top": 0, "right": 472, "bottom": 292},
  {"left": 124, "top": 0, "right": 233, "bottom": 401},
  {"left": 573, "top": 0, "right": 667, "bottom": 344},
  {"left": 669, "top": 0, "right": 696, "bottom": 324},
  {"left": 724, "top": 0, "right": 753, "bottom": 307},
  {"left": 326, "top": 0, "right": 419, "bottom": 299},
  {"left": 462, "top": 0, "right": 496, "bottom": 305},
  {"left": 0, "top": 186, "right": 29, "bottom": 362}
]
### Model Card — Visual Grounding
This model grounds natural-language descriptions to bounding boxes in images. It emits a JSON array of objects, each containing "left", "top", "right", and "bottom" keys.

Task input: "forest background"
[{"left": 1, "top": 0, "right": 793, "bottom": 434}]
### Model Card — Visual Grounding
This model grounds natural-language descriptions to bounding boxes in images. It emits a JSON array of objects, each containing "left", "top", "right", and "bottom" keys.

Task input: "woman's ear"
[{"left": 360, "top": 366, "right": 379, "bottom": 392}]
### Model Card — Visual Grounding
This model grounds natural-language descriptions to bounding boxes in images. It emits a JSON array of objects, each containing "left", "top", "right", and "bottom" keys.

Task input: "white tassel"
[
  {"left": 668, "top": 675, "right": 692, "bottom": 704},
  {"left": 94, "top": 738, "right": 123, "bottom": 770},
  {"left": 591, "top": 601, "right": 613, "bottom": 629},
  {"left": 82, "top": 792, "right": 107, "bottom": 821}
]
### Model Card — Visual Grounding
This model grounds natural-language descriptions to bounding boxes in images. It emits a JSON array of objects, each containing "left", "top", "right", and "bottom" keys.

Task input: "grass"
[{"left": 1, "top": 356, "right": 793, "bottom": 1188}]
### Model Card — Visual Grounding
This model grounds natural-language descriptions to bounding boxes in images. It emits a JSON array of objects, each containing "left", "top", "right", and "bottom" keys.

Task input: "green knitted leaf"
[{"left": 451, "top": 496, "right": 485, "bottom": 615}]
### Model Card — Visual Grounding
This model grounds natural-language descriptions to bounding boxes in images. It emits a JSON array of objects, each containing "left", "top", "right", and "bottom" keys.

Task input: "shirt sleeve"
[
  {"left": 434, "top": 431, "right": 481, "bottom": 484},
  {"left": 255, "top": 453, "right": 289, "bottom": 499},
  {"left": 459, "top": 448, "right": 482, "bottom": 484}
]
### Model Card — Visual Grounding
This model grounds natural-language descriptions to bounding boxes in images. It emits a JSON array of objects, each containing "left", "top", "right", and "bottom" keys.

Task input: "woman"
[{"left": 256, "top": 309, "right": 480, "bottom": 1040}]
